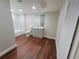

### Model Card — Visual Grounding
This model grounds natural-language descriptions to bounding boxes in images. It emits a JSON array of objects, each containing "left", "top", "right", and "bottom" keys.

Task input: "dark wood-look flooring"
[{"left": 1, "top": 35, "right": 57, "bottom": 59}]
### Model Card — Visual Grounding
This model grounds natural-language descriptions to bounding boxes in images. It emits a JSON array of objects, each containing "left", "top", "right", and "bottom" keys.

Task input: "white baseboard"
[
  {"left": 0, "top": 44, "right": 17, "bottom": 57},
  {"left": 15, "top": 31, "right": 25, "bottom": 37},
  {"left": 44, "top": 35, "right": 56, "bottom": 40}
]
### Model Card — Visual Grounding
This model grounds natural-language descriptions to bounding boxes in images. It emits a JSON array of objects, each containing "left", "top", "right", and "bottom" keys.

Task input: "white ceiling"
[{"left": 10, "top": 0, "right": 64, "bottom": 14}]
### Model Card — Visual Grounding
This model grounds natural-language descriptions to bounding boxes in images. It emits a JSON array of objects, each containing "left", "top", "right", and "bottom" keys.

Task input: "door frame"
[{"left": 67, "top": 16, "right": 79, "bottom": 59}]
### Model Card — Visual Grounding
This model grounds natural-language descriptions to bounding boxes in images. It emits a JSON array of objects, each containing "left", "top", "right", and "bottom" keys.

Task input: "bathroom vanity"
[{"left": 32, "top": 27, "right": 44, "bottom": 38}]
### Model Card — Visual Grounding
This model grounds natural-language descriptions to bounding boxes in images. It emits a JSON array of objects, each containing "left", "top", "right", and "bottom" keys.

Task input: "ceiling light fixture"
[
  {"left": 19, "top": 9, "right": 23, "bottom": 12},
  {"left": 32, "top": 6, "right": 36, "bottom": 10},
  {"left": 11, "top": 9, "right": 14, "bottom": 12},
  {"left": 32, "top": 0, "right": 36, "bottom": 10}
]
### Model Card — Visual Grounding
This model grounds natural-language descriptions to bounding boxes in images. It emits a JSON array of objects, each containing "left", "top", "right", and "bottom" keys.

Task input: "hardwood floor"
[{"left": 0, "top": 34, "right": 57, "bottom": 59}]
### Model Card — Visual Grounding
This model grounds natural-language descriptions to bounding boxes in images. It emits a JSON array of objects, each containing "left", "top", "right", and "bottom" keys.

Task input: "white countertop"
[{"left": 32, "top": 27, "right": 44, "bottom": 29}]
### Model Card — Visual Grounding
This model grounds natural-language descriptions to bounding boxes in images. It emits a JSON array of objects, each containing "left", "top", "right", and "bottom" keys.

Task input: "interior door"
[{"left": 69, "top": 17, "right": 79, "bottom": 59}]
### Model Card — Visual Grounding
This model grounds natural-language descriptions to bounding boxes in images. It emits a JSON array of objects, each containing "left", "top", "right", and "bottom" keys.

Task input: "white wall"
[
  {"left": 25, "top": 15, "right": 41, "bottom": 31},
  {"left": 57, "top": 0, "right": 79, "bottom": 59},
  {"left": 0, "top": 0, "right": 16, "bottom": 56},
  {"left": 44, "top": 12, "right": 59, "bottom": 39}
]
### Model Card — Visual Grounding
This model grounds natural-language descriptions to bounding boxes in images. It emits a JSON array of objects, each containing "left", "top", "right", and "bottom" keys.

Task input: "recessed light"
[
  {"left": 11, "top": 9, "right": 14, "bottom": 12},
  {"left": 19, "top": 9, "right": 23, "bottom": 12},
  {"left": 32, "top": 6, "right": 36, "bottom": 10}
]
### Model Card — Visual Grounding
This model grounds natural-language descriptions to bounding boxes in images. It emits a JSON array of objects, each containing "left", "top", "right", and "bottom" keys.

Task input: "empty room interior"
[{"left": 0, "top": 0, "right": 79, "bottom": 59}]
